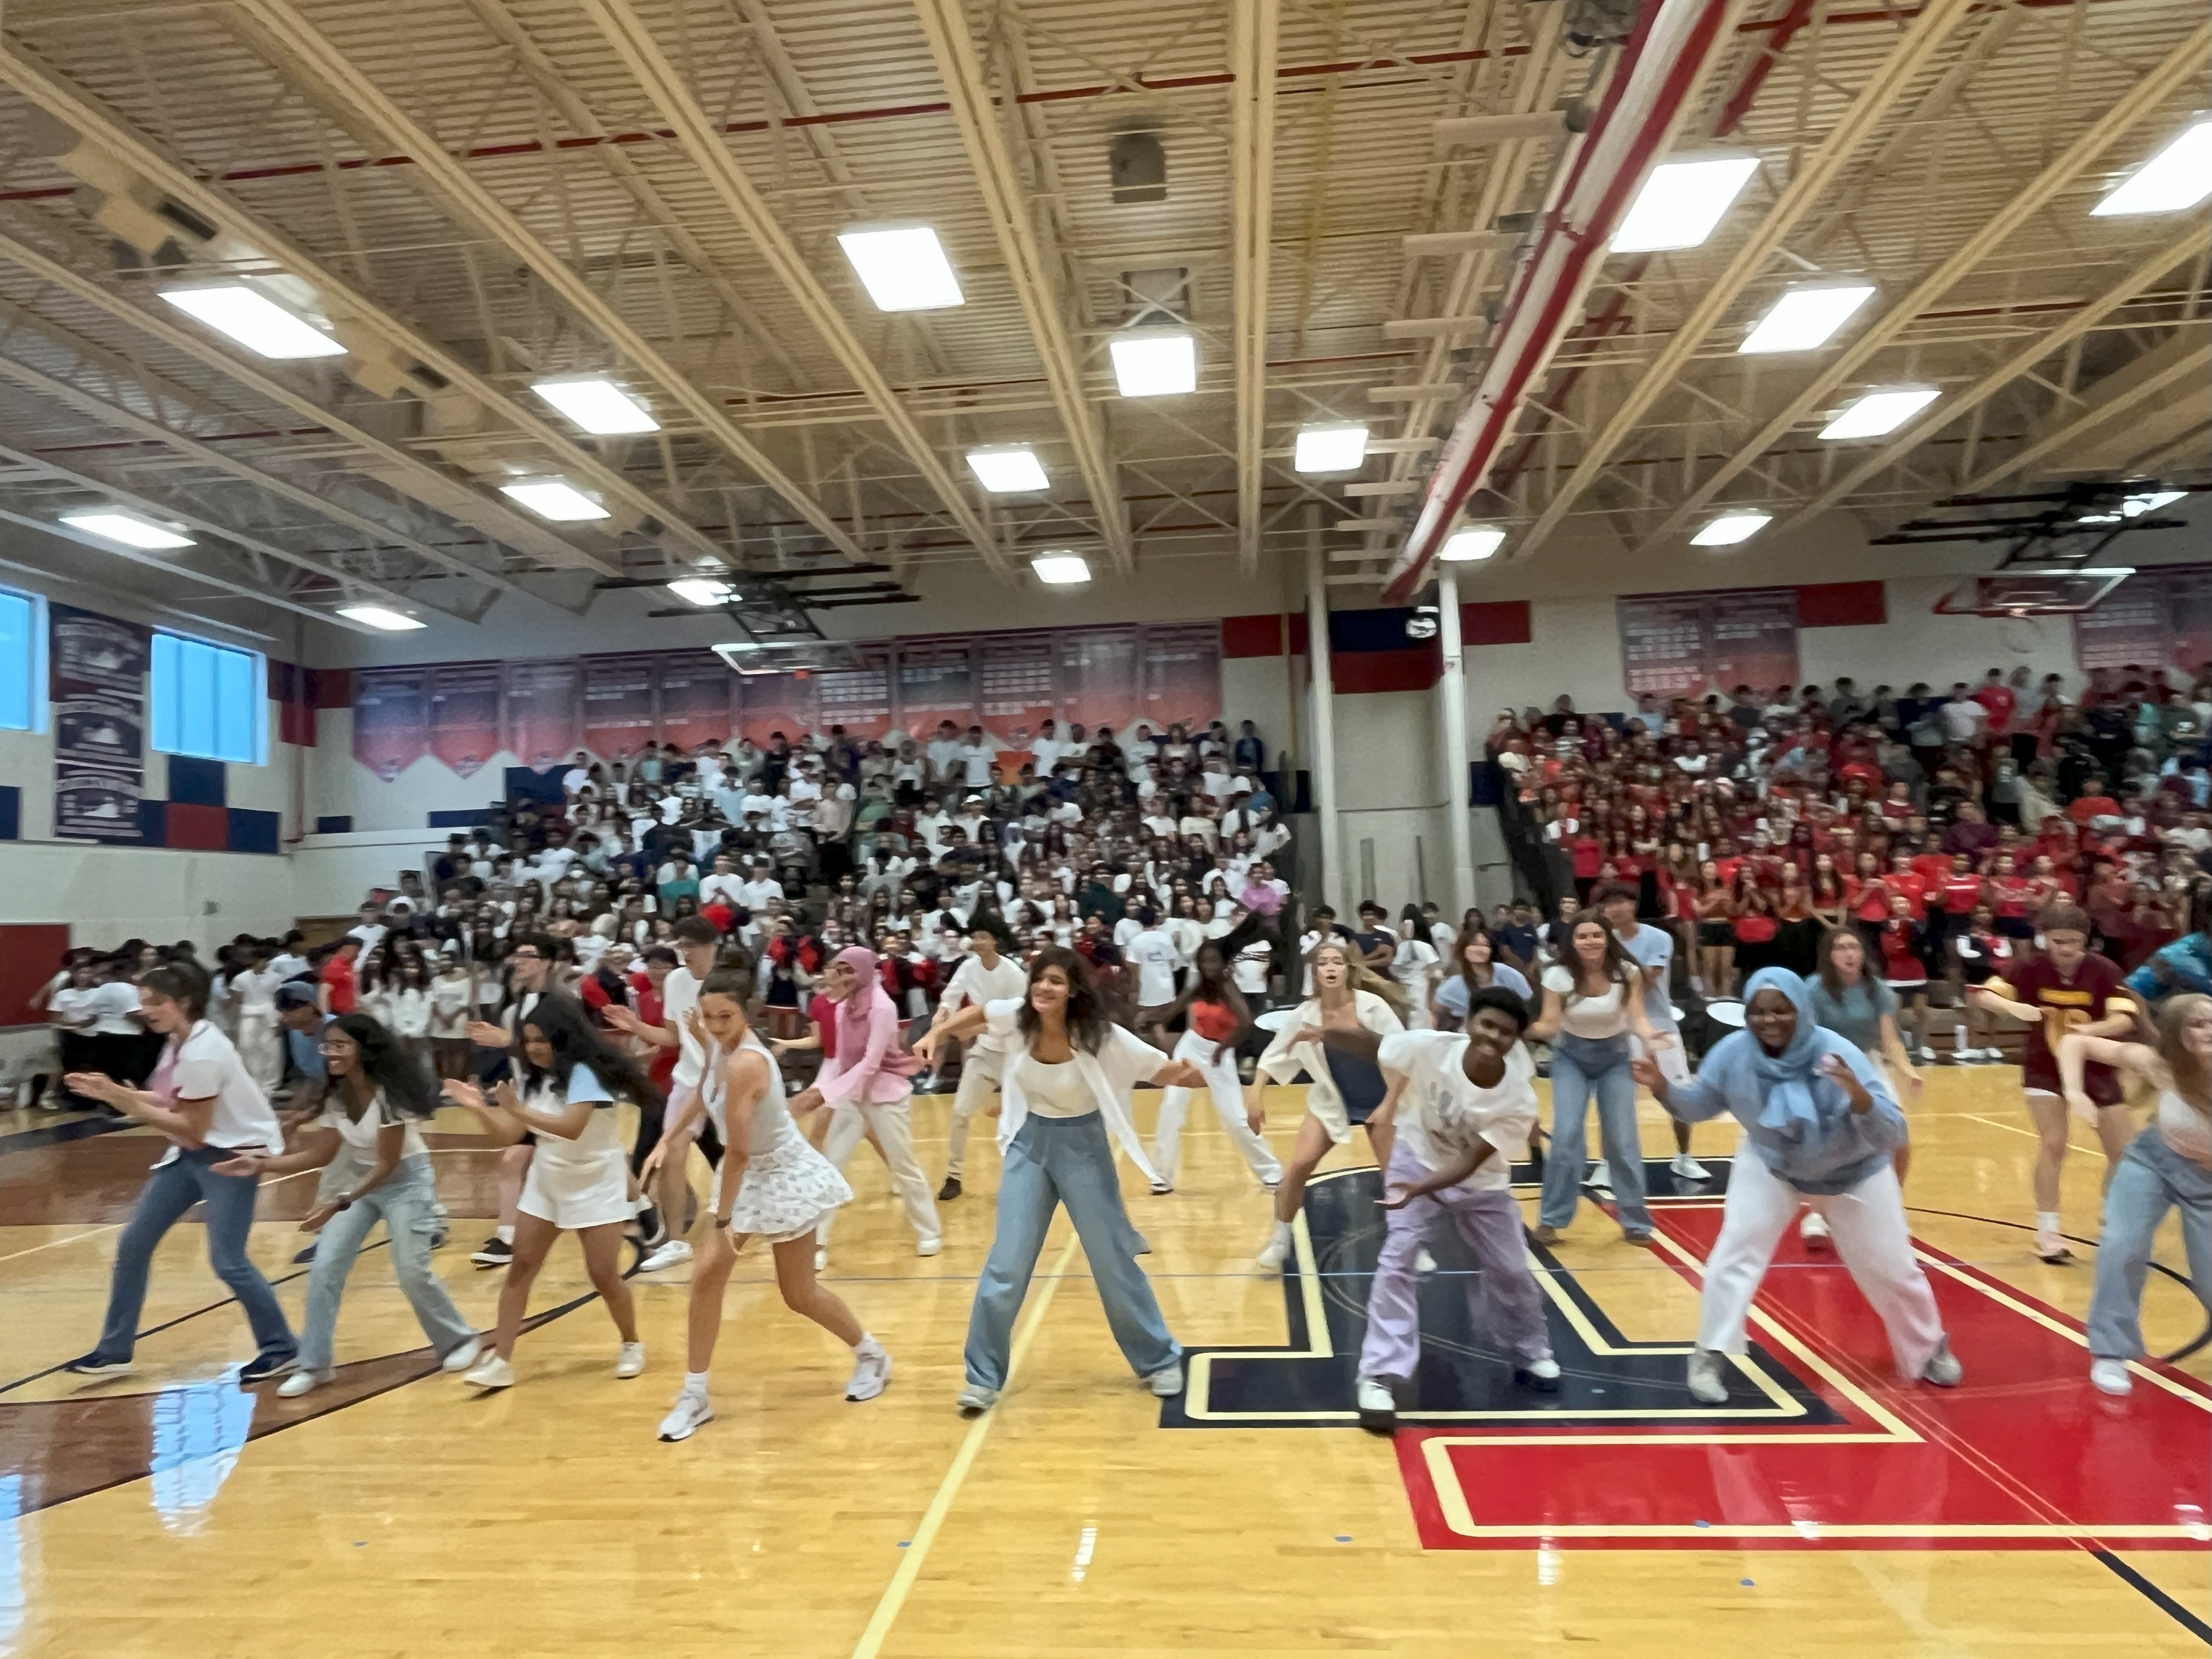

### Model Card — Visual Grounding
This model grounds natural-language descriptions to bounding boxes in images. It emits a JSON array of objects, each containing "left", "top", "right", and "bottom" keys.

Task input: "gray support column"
[
  {"left": 1436, "top": 569, "right": 1477, "bottom": 923},
  {"left": 1305, "top": 506, "right": 1346, "bottom": 917}
]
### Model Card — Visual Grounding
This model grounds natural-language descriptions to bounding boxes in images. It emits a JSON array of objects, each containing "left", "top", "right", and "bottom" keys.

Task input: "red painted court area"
[{"left": 1400, "top": 1204, "right": 2212, "bottom": 1550}]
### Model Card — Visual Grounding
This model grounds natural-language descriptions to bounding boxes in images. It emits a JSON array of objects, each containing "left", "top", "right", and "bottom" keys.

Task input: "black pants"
[{"left": 631, "top": 1087, "right": 725, "bottom": 1173}]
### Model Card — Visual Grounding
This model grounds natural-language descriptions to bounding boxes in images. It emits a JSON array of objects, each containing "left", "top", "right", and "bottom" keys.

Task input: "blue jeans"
[
  {"left": 1537, "top": 1031, "right": 1652, "bottom": 1234},
  {"left": 2086, "top": 1126, "right": 2212, "bottom": 1361},
  {"left": 298, "top": 1155, "right": 476, "bottom": 1373},
  {"left": 963, "top": 1113, "right": 1180, "bottom": 1390},
  {"left": 92, "top": 1146, "right": 297, "bottom": 1365}
]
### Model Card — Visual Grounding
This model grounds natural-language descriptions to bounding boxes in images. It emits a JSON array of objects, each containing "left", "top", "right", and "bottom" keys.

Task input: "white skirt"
[
  {"left": 713, "top": 1116, "right": 854, "bottom": 1244},
  {"left": 520, "top": 1147, "right": 633, "bottom": 1231}
]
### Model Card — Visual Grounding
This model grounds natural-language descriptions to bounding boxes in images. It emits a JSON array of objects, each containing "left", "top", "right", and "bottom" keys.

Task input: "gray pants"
[
  {"left": 298, "top": 1154, "right": 476, "bottom": 1374},
  {"left": 2086, "top": 1125, "right": 2212, "bottom": 1362}
]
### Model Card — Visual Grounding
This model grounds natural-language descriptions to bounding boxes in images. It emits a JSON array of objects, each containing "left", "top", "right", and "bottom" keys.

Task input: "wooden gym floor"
[{"left": 0, "top": 1065, "right": 2205, "bottom": 1658}]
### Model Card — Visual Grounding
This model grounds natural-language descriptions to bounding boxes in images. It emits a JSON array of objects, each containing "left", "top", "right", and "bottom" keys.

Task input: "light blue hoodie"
[{"left": 1661, "top": 967, "right": 1904, "bottom": 1194}]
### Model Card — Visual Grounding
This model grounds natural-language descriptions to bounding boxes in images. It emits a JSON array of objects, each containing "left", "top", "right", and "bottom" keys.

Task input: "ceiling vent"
[{"left": 1110, "top": 130, "right": 1167, "bottom": 204}]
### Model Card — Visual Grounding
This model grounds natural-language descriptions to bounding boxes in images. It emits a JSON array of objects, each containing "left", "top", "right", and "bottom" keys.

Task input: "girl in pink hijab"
[{"left": 790, "top": 945, "right": 941, "bottom": 1268}]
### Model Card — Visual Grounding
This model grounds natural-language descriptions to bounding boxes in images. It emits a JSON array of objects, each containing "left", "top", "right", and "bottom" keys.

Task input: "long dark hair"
[
  {"left": 1813, "top": 926, "right": 1867, "bottom": 1003},
  {"left": 328, "top": 1012, "right": 439, "bottom": 1120},
  {"left": 1561, "top": 916, "right": 1633, "bottom": 1003},
  {"left": 1017, "top": 945, "right": 1111, "bottom": 1054},
  {"left": 517, "top": 992, "right": 665, "bottom": 1109}
]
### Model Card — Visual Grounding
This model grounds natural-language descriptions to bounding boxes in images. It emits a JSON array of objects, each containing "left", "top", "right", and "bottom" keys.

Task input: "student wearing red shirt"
[
  {"left": 1986, "top": 853, "right": 2035, "bottom": 938},
  {"left": 2068, "top": 776, "right": 2123, "bottom": 824},
  {"left": 1969, "top": 905, "right": 2140, "bottom": 1261},
  {"left": 1877, "top": 895, "right": 1934, "bottom": 1064},
  {"left": 318, "top": 939, "right": 360, "bottom": 1017},
  {"left": 1886, "top": 851, "right": 1932, "bottom": 918},
  {"left": 1972, "top": 669, "right": 2018, "bottom": 738}
]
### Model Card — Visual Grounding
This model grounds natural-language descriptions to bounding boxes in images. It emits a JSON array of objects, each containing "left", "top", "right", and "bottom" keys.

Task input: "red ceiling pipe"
[
  {"left": 1714, "top": 0, "right": 1818, "bottom": 137},
  {"left": 1382, "top": 0, "right": 1745, "bottom": 603}
]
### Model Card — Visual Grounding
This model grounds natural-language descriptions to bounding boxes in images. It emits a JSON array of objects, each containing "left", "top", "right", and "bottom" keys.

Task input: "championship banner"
[
  {"left": 49, "top": 604, "right": 150, "bottom": 843},
  {"left": 503, "top": 661, "right": 581, "bottom": 768},
  {"left": 352, "top": 668, "right": 429, "bottom": 782},
  {"left": 1618, "top": 595, "right": 1717, "bottom": 698},
  {"left": 582, "top": 656, "right": 658, "bottom": 759},
  {"left": 654, "top": 655, "right": 730, "bottom": 754},
  {"left": 1709, "top": 589, "right": 1799, "bottom": 699},
  {"left": 1618, "top": 591, "right": 1799, "bottom": 700},
  {"left": 1140, "top": 622, "right": 1223, "bottom": 733},
  {"left": 815, "top": 647, "right": 894, "bottom": 741},
  {"left": 896, "top": 640, "right": 979, "bottom": 738},
  {"left": 1059, "top": 627, "right": 1140, "bottom": 735},
  {"left": 735, "top": 670, "right": 816, "bottom": 749},
  {"left": 975, "top": 634, "right": 1055, "bottom": 747},
  {"left": 2074, "top": 564, "right": 2212, "bottom": 674},
  {"left": 426, "top": 663, "right": 502, "bottom": 778}
]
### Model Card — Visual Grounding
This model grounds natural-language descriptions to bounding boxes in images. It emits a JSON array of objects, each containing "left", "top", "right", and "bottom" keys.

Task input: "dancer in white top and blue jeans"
[
  {"left": 917, "top": 947, "right": 1205, "bottom": 1414},
  {"left": 64, "top": 961, "right": 297, "bottom": 1383}
]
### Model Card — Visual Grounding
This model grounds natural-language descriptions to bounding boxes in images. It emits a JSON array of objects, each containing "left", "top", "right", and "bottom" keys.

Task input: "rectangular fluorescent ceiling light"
[
  {"left": 1819, "top": 386, "right": 1940, "bottom": 441},
  {"left": 2091, "top": 119, "right": 2212, "bottom": 217},
  {"left": 2123, "top": 489, "right": 2185, "bottom": 517},
  {"left": 1031, "top": 553, "right": 1092, "bottom": 585},
  {"left": 159, "top": 284, "right": 346, "bottom": 359},
  {"left": 965, "top": 446, "right": 1050, "bottom": 493},
  {"left": 1611, "top": 155, "right": 1761, "bottom": 253},
  {"left": 1692, "top": 510, "right": 1773, "bottom": 546},
  {"left": 337, "top": 605, "right": 427, "bottom": 631},
  {"left": 531, "top": 377, "right": 658, "bottom": 435},
  {"left": 1294, "top": 424, "right": 1370, "bottom": 473},
  {"left": 1739, "top": 284, "right": 1877, "bottom": 354},
  {"left": 498, "top": 479, "right": 611, "bottom": 521},
  {"left": 668, "top": 578, "right": 736, "bottom": 607},
  {"left": 60, "top": 510, "right": 195, "bottom": 550},
  {"left": 836, "top": 223, "right": 963, "bottom": 311},
  {"left": 1440, "top": 526, "right": 1505, "bottom": 562},
  {"left": 1109, "top": 329, "right": 1198, "bottom": 397}
]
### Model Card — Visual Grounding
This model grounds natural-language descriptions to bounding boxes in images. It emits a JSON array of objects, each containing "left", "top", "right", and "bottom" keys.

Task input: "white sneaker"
[
  {"left": 1686, "top": 1347, "right": 1729, "bottom": 1405},
  {"left": 1147, "top": 1361, "right": 1184, "bottom": 1398},
  {"left": 2035, "top": 1228, "right": 2073, "bottom": 1264},
  {"left": 616, "top": 1342, "right": 646, "bottom": 1379},
  {"left": 1521, "top": 1357, "right": 1562, "bottom": 1383},
  {"left": 639, "top": 1239, "right": 693, "bottom": 1273},
  {"left": 275, "top": 1369, "right": 328, "bottom": 1398},
  {"left": 462, "top": 1353, "right": 514, "bottom": 1390},
  {"left": 1255, "top": 1221, "right": 1293, "bottom": 1272},
  {"left": 916, "top": 1237, "right": 943, "bottom": 1258},
  {"left": 956, "top": 1381, "right": 998, "bottom": 1414},
  {"left": 1799, "top": 1210, "right": 1832, "bottom": 1248},
  {"left": 1921, "top": 1336, "right": 1962, "bottom": 1388},
  {"left": 1671, "top": 1153, "right": 1711, "bottom": 1181},
  {"left": 440, "top": 1335, "right": 482, "bottom": 1374},
  {"left": 1149, "top": 1179, "right": 1173, "bottom": 1195},
  {"left": 1355, "top": 1375, "right": 1397, "bottom": 1430},
  {"left": 1983, "top": 1047, "right": 2006, "bottom": 1063},
  {"left": 1586, "top": 1159, "right": 1613, "bottom": 1193},
  {"left": 846, "top": 1339, "right": 892, "bottom": 1402},
  {"left": 814, "top": 1246, "right": 830, "bottom": 1273},
  {"left": 1414, "top": 1247, "right": 1438, "bottom": 1274},
  {"left": 658, "top": 1390, "right": 715, "bottom": 1441},
  {"left": 2089, "top": 1358, "right": 2134, "bottom": 1397}
]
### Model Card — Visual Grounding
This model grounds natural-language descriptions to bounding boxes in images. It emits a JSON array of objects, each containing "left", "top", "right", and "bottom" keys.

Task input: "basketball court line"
[
  {"left": 848, "top": 1227, "right": 1082, "bottom": 1659},
  {"left": 0, "top": 1165, "right": 317, "bottom": 1266}
]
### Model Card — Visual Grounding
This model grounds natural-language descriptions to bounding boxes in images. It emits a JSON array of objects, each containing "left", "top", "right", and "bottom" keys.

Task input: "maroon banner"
[
  {"left": 975, "top": 635, "right": 1055, "bottom": 747},
  {"left": 2075, "top": 565, "right": 2212, "bottom": 675},
  {"left": 1618, "top": 596, "right": 1714, "bottom": 698},
  {"left": 1710, "top": 589, "right": 1799, "bottom": 701},
  {"left": 815, "top": 646, "right": 894, "bottom": 741},
  {"left": 1059, "top": 627, "right": 1139, "bottom": 737},
  {"left": 735, "top": 671, "right": 816, "bottom": 749},
  {"left": 897, "top": 640, "right": 979, "bottom": 738},
  {"left": 583, "top": 656, "right": 658, "bottom": 759},
  {"left": 1618, "top": 591, "right": 1799, "bottom": 700},
  {"left": 503, "top": 661, "right": 581, "bottom": 769},
  {"left": 654, "top": 655, "right": 731, "bottom": 755},
  {"left": 351, "top": 668, "right": 428, "bottom": 782},
  {"left": 1139, "top": 622, "right": 1223, "bottom": 735},
  {"left": 426, "top": 663, "right": 501, "bottom": 778}
]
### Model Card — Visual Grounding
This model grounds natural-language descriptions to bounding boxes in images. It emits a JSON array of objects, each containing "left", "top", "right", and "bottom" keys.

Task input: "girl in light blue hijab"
[{"left": 1632, "top": 968, "right": 1960, "bottom": 1406}]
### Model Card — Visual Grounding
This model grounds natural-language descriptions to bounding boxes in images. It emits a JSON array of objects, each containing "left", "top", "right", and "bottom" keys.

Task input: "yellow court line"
[
  {"left": 849, "top": 1226, "right": 1083, "bottom": 1659},
  {"left": 1914, "top": 1251, "right": 2212, "bottom": 1414},
  {"left": 1436, "top": 1521, "right": 2208, "bottom": 1541}
]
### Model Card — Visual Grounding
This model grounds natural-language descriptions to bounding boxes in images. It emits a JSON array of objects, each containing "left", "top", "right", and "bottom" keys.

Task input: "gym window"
[
  {"left": 0, "top": 586, "right": 45, "bottom": 732},
  {"left": 151, "top": 630, "right": 265, "bottom": 764}
]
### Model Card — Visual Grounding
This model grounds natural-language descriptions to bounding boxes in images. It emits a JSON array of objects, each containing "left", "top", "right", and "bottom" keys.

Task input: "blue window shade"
[
  {"left": 0, "top": 589, "right": 43, "bottom": 732},
  {"left": 151, "top": 632, "right": 264, "bottom": 764}
]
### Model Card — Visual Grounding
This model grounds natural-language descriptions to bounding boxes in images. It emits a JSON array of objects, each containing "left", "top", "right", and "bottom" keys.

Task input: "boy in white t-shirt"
[
  {"left": 931, "top": 923, "right": 1034, "bottom": 1199},
  {"left": 1354, "top": 987, "right": 1559, "bottom": 1429}
]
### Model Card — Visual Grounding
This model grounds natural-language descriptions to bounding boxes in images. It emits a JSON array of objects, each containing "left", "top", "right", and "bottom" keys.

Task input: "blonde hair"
[
  {"left": 2155, "top": 993, "right": 2212, "bottom": 1114},
  {"left": 1307, "top": 936, "right": 1408, "bottom": 1016}
]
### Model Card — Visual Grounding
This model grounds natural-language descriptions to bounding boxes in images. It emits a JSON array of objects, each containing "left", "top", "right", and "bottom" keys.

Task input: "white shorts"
[
  {"left": 519, "top": 1149, "right": 633, "bottom": 1231},
  {"left": 1634, "top": 1032, "right": 1691, "bottom": 1086}
]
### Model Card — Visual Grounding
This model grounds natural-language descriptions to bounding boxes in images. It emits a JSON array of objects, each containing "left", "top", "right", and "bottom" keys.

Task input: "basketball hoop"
[{"left": 1932, "top": 569, "right": 2134, "bottom": 617}]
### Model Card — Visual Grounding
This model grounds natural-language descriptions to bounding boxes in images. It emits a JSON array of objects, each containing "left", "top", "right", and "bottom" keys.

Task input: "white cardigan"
[
  {"left": 984, "top": 1000, "right": 1170, "bottom": 1184},
  {"left": 1254, "top": 988, "right": 1406, "bottom": 1144}
]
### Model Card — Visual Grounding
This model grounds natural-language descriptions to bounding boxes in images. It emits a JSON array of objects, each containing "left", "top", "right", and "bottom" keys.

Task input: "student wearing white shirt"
[
  {"left": 1390, "top": 911, "right": 1443, "bottom": 1029},
  {"left": 1030, "top": 720, "right": 1065, "bottom": 777},
  {"left": 739, "top": 862, "right": 786, "bottom": 911},
  {"left": 958, "top": 726, "right": 997, "bottom": 788},
  {"left": 930, "top": 923, "right": 1035, "bottom": 1199},
  {"left": 926, "top": 721, "right": 966, "bottom": 784},
  {"left": 63, "top": 962, "right": 298, "bottom": 1382},
  {"left": 1126, "top": 911, "right": 1181, "bottom": 1028},
  {"left": 698, "top": 854, "right": 747, "bottom": 910},
  {"left": 916, "top": 949, "right": 1205, "bottom": 1412},
  {"left": 1351, "top": 992, "right": 1559, "bottom": 1428},
  {"left": 219, "top": 1013, "right": 481, "bottom": 1397},
  {"left": 610, "top": 918, "right": 726, "bottom": 1274},
  {"left": 1143, "top": 941, "right": 1282, "bottom": 1192}
]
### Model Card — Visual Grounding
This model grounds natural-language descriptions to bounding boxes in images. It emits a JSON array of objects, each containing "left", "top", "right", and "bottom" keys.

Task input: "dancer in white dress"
[
  {"left": 644, "top": 970, "right": 888, "bottom": 1441},
  {"left": 441, "top": 994, "right": 653, "bottom": 1390}
]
